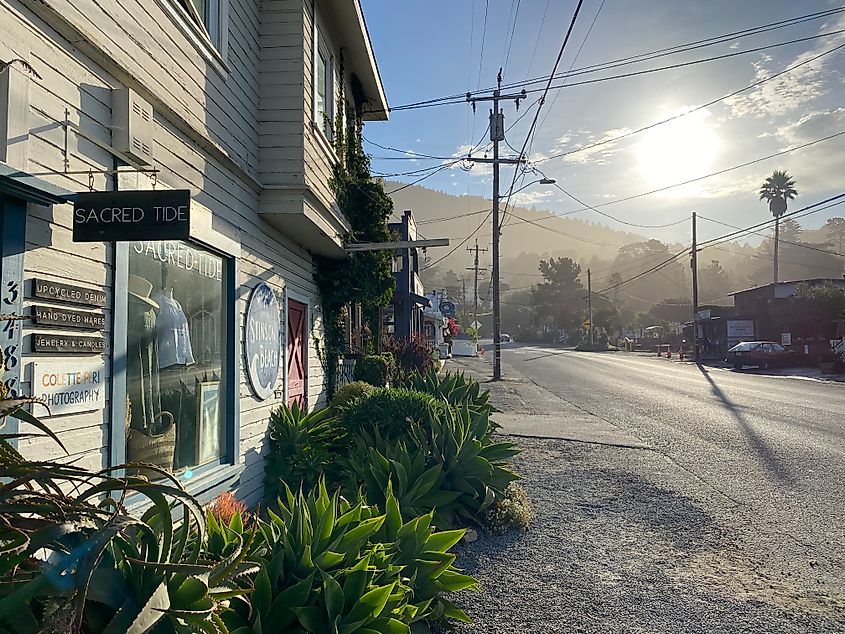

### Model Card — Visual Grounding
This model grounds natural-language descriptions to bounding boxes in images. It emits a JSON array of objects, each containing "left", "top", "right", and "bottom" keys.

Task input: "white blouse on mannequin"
[{"left": 153, "top": 287, "right": 195, "bottom": 368}]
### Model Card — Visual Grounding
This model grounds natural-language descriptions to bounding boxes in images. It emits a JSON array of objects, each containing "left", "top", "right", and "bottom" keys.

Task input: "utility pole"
[
  {"left": 460, "top": 276, "right": 467, "bottom": 311},
  {"left": 466, "top": 71, "right": 526, "bottom": 380},
  {"left": 691, "top": 212, "right": 699, "bottom": 359},
  {"left": 587, "top": 268, "right": 594, "bottom": 346},
  {"left": 466, "top": 238, "right": 487, "bottom": 330}
]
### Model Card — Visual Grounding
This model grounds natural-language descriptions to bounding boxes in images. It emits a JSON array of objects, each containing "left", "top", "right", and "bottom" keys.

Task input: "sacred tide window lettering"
[{"left": 123, "top": 240, "right": 225, "bottom": 473}]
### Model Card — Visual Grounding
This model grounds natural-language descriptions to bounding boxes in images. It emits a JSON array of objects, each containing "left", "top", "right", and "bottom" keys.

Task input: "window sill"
[
  {"left": 311, "top": 122, "right": 339, "bottom": 166},
  {"left": 123, "top": 462, "right": 243, "bottom": 515},
  {"left": 154, "top": 0, "right": 231, "bottom": 79}
]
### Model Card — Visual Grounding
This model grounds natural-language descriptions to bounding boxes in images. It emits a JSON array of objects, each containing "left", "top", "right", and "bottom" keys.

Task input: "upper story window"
[
  {"left": 313, "top": 27, "right": 334, "bottom": 139},
  {"left": 157, "top": 0, "right": 229, "bottom": 71},
  {"left": 179, "top": 0, "right": 222, "bottom": 49}
]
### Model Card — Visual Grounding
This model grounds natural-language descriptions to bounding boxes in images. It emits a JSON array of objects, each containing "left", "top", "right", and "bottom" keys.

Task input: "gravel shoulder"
[{"left": 445, "top": 355, "right": 845, "bottom": 633}]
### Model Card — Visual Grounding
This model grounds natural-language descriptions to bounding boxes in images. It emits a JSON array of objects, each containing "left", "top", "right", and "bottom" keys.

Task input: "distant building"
[
  {"left": 690, "top": 278, "right": 845, "bottom": 360},
  {"left": 386, "top": 210, "right": 428, "bottom": 339}
]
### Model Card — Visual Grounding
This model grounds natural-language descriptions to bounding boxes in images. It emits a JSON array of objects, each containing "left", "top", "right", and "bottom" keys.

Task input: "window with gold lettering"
[{"left": 123, "top": 240, "right": 225, "bottom": 473}]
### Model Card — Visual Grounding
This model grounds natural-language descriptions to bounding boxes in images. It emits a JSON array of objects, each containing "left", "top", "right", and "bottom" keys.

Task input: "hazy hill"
[{"left": 387, "top": 184, "right": 648, "bottom": 278}]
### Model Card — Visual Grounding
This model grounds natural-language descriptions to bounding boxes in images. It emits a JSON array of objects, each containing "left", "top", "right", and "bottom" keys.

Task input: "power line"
[
  {"left": 476, "top": 0, "right": 490, "bottom": 90},
  {"left": 422, "top": 210, "right": 493, "bottom": 271},
  {"left": 387, "top": 8, "right": 845, "bottom": 112},
  {"left": 417, "top": 207, "right": 491, "bottom": 225},
  {"left": 507, "top": 128, "right": 845, "bottom": 223},
  {"left": 698, "top": 214, "right": 845, "bottom": 257},
  {"left": 533, "top": 0, "right": 606, "bottom": 157},
  {"left": 525, "top": 0, "right": 552, "bottom": 79},
  {"left": 536, "top": 40, "right": 845, "bottom": 164},
  {"left": 384, "top": 163, "right": 458, "bottom": 194},
  {"left": 502, "top": 0, "right": 522, "bottom": 76},
  {"left": 499, "top": 0, "right": 586, "bottom": 230}
]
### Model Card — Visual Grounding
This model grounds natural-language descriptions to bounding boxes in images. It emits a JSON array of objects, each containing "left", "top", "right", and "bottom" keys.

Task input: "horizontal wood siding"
[
  {"left": 6, "top": 0, "right": 328, "bottom": 506},
  {"left": 259, "top": 0, "right": 306, "bottom": 190}
]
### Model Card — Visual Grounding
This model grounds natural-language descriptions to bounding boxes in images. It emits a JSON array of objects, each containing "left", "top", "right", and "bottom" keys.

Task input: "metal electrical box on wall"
[{"left": 112, "top": 88, "right": 153, "bottom": 166}]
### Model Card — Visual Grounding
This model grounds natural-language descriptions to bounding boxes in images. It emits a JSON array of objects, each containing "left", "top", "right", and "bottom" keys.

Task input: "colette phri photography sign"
[
  {"left": 33, "top": 359, "right": 106, "bottom": 416},
  {"left": 72, "top": 189, "right": 191, "bottom": 242},
  {"left": 244, "top": 282, "right": 282, "bottom": 400}
]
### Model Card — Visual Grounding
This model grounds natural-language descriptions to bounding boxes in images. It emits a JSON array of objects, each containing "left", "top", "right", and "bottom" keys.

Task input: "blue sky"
[{"left": 360, "top": 0, "right": 845, "bottom": 245}]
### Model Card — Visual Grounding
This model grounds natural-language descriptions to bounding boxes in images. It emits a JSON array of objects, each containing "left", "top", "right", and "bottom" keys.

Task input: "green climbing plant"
[{"left": 315, "top": 65, "right": 395, "bottom": 398}]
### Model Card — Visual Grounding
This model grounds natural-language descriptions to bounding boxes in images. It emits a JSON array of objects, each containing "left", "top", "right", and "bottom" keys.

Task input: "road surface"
[{"left": 460, "top": 344, "right": 845, "bottom": 603}]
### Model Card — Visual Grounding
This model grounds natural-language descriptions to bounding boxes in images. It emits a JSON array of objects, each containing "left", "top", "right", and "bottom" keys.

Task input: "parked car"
[
  {"left": 726, "top": 341, "right": 797, "bottom": 370},
  {"left": 500, "top": 333, "right": 512, "bottom": 343}
]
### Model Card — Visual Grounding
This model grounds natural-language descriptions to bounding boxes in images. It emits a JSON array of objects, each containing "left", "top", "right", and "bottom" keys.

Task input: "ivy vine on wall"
[{"left": 314, "top": 63, "right": 396, "bottom": 398}]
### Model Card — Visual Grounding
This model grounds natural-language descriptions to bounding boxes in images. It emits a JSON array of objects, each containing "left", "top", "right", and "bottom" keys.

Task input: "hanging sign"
[
  {"left": 33, "top": 333, "right": 105, "bottom": 354},
  {"left": 72, "top": 189, "right": 191, "bottom": 242},
  {"left": 32, "top": 305, "right": 105, "bottom": 330},
  {"left": 33, "top": 278, "right": 107, "bottom": 307},
  {"left": 439, "top": 301, "right": 457, "bottom": 317},
  {"left": 33, "top": 359, "right": 106, "bottom": 415},
  {"left": 244, "top": 282, "right": 281, "bottom": 400}
]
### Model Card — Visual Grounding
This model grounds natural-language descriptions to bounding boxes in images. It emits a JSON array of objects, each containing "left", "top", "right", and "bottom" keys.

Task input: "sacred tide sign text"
[{"left": 73, "top": 190, "right": 191, "bottom": 242}]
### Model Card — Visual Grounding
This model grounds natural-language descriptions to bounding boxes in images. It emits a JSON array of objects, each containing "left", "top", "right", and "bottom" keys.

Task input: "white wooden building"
[{"left": 0, "top": 0, "right": 388, "bottom": 507}]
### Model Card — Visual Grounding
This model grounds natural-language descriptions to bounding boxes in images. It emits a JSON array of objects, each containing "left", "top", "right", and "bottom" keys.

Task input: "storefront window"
[{"left": 124, "top": 240, "right": 225, "bottom": 473}]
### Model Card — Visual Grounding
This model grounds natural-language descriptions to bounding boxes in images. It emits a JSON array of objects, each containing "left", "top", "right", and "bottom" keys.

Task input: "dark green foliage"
[
  {"left": 327, "top": 380, "right": 376, "bottom": 414},
  {"left": 352, "top": 354, "right": 395, "bottom": 387},
  {"left": 385, "top": 336, "right": 437, "bottom": 381},
  {"left": 265, "top": 400, "right": 344, "bottom": 494},
  {"left": 339, "top": 387, "right": 443, "bottom": 441},
  {"left": 314, "top": 110, "right": 395, "bottom": 398}
]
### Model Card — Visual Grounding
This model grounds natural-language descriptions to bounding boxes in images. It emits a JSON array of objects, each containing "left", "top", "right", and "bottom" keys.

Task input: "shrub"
[
  {"left": 353, "top": 353, "right": 395, "bottom": 387},
  {"left": 344, "top": 403, "right": 521, "bottom": 528},
  {"left": 482, "top": 482, "right": 533, "bottom": 534},
  {"left": 385, "top": 335, "right": 436, "bottom": 380},
  {"left": 328, "top": 380, "right": 376, "bottom": 414},
  {"left": 265, "top": 400, "right": 344, "bottom": 496},
  {"left": 339, "top": 387, "right": 443, "bottom": 440}
]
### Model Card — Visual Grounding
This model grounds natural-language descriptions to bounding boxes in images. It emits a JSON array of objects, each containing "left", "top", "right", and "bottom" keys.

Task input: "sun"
[{"left": 637, "top": 109, "right": 720, "bottom": 195}]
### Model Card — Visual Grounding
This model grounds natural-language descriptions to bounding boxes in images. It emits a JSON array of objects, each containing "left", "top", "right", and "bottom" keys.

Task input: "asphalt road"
[{"left": 476, "top": 344, "right": 845, "bottom": 595}]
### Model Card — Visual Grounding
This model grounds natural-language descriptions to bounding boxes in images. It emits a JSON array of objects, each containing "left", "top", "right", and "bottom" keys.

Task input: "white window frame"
[
  {"left": 156, "top": 0, "right": 230, "bottom": 75},
  {"left": 312, "top": 20, "right": 335, "bottom": 142}
]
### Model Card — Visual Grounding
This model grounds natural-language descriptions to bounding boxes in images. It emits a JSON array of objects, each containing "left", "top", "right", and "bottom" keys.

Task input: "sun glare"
[{"left": 637, "top": 109, "right": 719, "bottom": 195}]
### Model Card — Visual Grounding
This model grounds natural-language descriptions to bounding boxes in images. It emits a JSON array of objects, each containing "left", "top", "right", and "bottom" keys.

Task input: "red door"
[{"left": 287, "top": 300, "right": 307, "bottom": 408}]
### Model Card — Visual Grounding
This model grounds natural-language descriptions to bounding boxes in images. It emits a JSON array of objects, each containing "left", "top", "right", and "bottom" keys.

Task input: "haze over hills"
[{"left": 386, "top": 184, "right": 659, "bottom": 277}]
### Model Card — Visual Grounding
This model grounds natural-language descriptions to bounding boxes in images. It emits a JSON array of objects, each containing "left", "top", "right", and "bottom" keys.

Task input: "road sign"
[
  {"left": 439, "top": 301, "right": 457, "bottom": 317},
  {"left": 471, "top": 320, "right": 482, "bottom": 330},
  {"left": 583, "top": 319, "right": 590, "bottom": 328}
]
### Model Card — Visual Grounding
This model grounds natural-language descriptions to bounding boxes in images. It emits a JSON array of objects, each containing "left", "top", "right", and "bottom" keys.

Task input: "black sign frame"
[
  {"left": 72, "top": 189, "right": 191, "bottom": 242},
  {"left": 32, "top": 333, "right": 106, "bottom": 354},
  {"left": 32, "top": 278, "right": 107, "bottom": 308},
  {"left": 32, "top": 305, "right": 106, "bottom": 331}
]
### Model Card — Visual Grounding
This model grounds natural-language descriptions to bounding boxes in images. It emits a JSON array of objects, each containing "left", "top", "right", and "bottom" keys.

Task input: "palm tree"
[{"left": 759, "top": 170, "right": 797, "bottom": 284}]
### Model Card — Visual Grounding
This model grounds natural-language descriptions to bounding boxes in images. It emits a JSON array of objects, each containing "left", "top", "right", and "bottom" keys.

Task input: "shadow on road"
[{"left": 696, "top": 363, "right": 794, "bottom": 485}]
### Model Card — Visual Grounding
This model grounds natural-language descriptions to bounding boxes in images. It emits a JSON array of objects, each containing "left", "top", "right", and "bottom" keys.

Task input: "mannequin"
[{"left": 153, "top": 285, "right": 195, "bottom": 369}]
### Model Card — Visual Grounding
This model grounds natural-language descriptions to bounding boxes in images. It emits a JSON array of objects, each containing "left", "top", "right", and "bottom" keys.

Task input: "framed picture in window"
[{"left": 196, "top": 381, "right": 221, "bottom": 465}]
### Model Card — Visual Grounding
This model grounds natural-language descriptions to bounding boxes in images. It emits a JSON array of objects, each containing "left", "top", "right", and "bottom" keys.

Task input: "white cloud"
[
  {"left": 724, "top": 15, "right": 845, "bottom": 118},
  {"left": 551, "top": 127, "right": 633, "bottom": 165}
]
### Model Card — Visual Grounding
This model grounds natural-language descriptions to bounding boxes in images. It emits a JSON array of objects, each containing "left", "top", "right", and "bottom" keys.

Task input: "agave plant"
[
  {"left": 265, "top": 400, "right": 345, "bottom": 497},
  {"left": 402, "top": 369, "right": 497, "bottom": 428},
  {"left": 0, "top": 389, "right": 256, "bottom": 634},
  {"left": 223, "top": 479, "right": 475, "bottom": 633}
]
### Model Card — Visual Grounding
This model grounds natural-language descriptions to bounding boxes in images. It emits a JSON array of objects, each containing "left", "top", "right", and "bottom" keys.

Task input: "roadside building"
[
  {"left": 0, "top": 0, "right": 388, "bottom": 507},
  {"left": 687, "top": 279, "right": 845, "bottom": 360},
  {"left": 385, "top": 209, "right": 428, "bottom": 339}
]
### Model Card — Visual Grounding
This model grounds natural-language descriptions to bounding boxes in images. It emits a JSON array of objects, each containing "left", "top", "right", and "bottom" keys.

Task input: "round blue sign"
[
  {"left": 439, "top": 301, "right": 457, "bottom": 317},
  {"left": 245, "top": 282, "right": 281, "bottom": 400}
]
